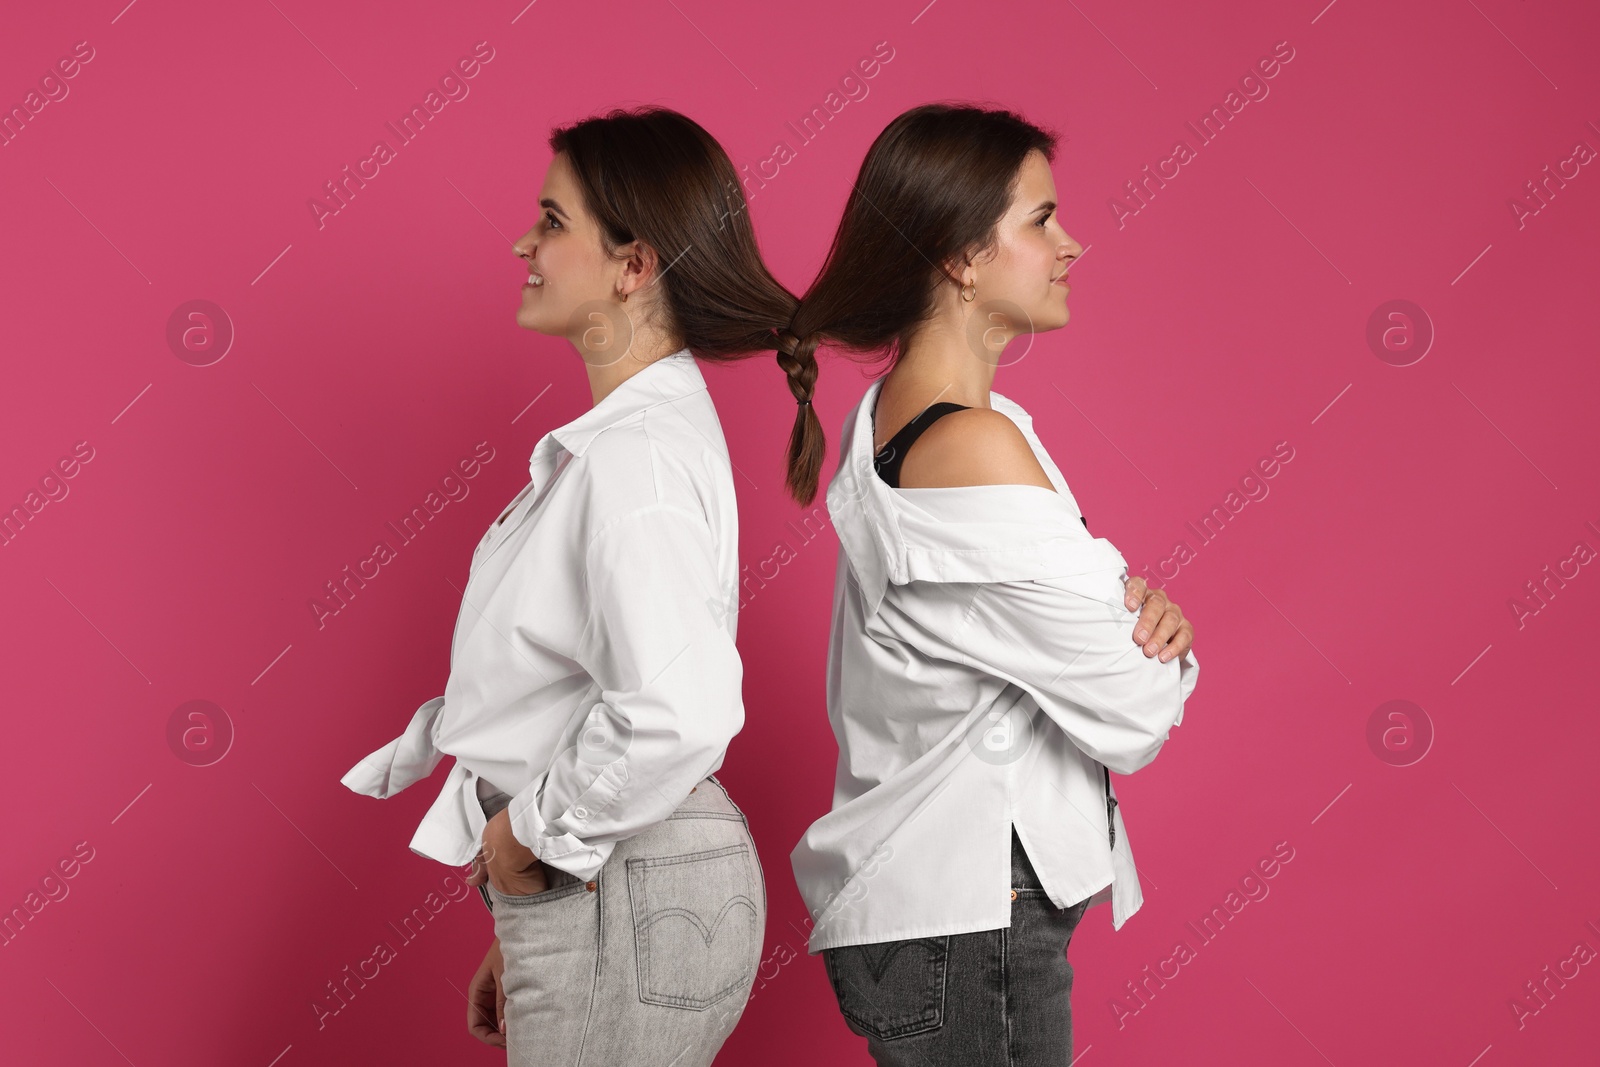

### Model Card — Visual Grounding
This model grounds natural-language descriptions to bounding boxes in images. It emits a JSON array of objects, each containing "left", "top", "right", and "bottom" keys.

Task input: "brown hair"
[
  {"left": 548, "top": 107, "right": 814, "bottom": 495},
  {"left": 777, "top": 103, "right": 1058, "bottom": 505}
]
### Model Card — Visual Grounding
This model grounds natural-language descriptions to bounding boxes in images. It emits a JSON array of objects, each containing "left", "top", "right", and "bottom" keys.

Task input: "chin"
[
  {"left": 1028, "top": 304, "right": 1069, "bottom": 333},
  {"left": 514, "top": 300, "right": 555, "bottom": 334},
  {"left": 1044, "top": 293, "right": 1071, "bottom": 329}
]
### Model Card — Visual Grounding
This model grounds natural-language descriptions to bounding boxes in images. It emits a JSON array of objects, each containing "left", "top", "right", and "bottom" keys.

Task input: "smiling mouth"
[{"left": 523, "top": 274, "right": 545, "bottom": 289}]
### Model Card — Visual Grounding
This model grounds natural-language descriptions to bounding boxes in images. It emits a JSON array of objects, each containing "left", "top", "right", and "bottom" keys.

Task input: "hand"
[
  {"left": 1123, "top": 575, "right": 1195, "bottom": 665},
  {"left": 480, "top": 807, "right": 549, "bottom": 896},
  {"left": 466, "top": 937, "right": 508, "bottom": 1047}
]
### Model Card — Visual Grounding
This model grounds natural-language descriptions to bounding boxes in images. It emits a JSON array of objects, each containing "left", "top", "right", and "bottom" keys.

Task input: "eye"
[
  {"left": 544, "top": 210, "right": 562, "bottom": 230},
  {"left": 1036, "top": 211, "right": 1053, "bottom": 228}
]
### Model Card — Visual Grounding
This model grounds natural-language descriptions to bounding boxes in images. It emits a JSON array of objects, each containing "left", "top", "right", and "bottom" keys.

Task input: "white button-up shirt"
[
  {"left": 341, "top": 350, "right": 744, "bottom": 882},
  {"left": 790, "top": 377, "right": 1200, "bottom": 953}
]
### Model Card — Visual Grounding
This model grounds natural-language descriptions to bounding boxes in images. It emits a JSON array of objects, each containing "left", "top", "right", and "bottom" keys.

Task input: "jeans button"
[{"left": 585, "top": 880, "right": 598, "bottom": 892}]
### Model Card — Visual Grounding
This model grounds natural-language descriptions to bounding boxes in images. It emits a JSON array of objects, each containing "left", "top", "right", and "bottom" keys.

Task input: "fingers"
[
  {"left": 1132, "top": 588, "right": 1169, "bottom": 646},
  {"left": 1143, "top": 605, "right": 1184, "bottom": 659},
  {"left": 467, "top": 960, "right": 506, "bottom": 1047},
  {"left": 1134, "top": 593, "right": 1195, "bottom": 663},
  {"left": 1123, "top": 574, "right": 1148, "bottom": 612},
  {"left": 1159, "top": 620, "right": 1195, "bottom": 664}
]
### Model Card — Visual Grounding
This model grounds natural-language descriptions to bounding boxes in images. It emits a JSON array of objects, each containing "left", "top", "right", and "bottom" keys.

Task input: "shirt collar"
[
  {"left": 533, "top": 348, "right": 705, "bottom": 472},
  {"left": 825, "top": 376, "right": 1126, "bottom": 616}
]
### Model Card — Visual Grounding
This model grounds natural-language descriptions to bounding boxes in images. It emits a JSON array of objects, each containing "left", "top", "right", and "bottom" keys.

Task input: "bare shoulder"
[{"left": 898, "top": 407, "right": 1055, "bottom": 490}]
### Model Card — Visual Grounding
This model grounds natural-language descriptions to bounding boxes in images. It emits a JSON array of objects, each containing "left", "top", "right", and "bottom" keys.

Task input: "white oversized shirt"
[
  {"left": 790, "top": 377, "right": 1200, "bottom": 953},
  {"left": 340, "top": 350, "right": 744, "bottom": 882}
]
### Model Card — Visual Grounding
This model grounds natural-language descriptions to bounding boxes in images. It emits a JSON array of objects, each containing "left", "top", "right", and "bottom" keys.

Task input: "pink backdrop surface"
[{"left": 3, "top": 1, "right": 1598, "bottom": 1064}]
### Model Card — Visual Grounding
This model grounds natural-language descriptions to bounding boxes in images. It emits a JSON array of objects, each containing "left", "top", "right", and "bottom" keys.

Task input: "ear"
[
  {"left": 938, "top": 249, "right": 976, "bottom": 290},
  {"left": 614, "top": 239, "right": 663, "bottom": 299}
]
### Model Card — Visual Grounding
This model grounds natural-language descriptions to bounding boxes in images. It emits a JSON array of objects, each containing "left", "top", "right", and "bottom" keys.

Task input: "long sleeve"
[
  {"left": 952, "top": 562, "right": 1199, "bottom": 775},
  {"left": 503, "top": 503, "right": 745, "bottom": 881}
]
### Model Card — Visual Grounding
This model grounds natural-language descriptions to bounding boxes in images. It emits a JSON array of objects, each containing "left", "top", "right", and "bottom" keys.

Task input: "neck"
[
  {"left": 576, "top": 326, "right": 685, "bottom": 407},
  {"left": 890, "top": 311, "right": 1005, "bottom": 408}
]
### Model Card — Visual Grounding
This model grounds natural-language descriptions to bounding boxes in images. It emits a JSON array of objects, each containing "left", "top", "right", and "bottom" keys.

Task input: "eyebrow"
[
  {"left": 539, "top": 198, "right": 570, "bottom": 218},
  {"left": 1032, "top": 200, "right": 1056, "bottom": 214}
]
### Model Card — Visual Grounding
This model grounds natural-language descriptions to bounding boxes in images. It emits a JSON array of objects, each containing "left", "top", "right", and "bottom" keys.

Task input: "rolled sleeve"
[
  {"left": 340, "top": 695, "right": 448, "bottom": 798},
  {"left": 954, "top": 564, "right": 1198, "bottom": 775},
  {"left": 504, "top": 504, "right": 744, "bottom": 880}
]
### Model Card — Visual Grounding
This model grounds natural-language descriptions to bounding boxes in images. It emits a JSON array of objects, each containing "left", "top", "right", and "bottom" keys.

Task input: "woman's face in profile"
[
  {"left": 512, "top": 152, "right": 619, "bottom": 342},
  {"left": 970, "top": 149, "right": 1082, "bottom": 337}
]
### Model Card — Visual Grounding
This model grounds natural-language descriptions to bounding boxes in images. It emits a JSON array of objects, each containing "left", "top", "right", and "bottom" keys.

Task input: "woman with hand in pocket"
[
  {"left": 778, "top": 103, "right": 1200, "bottom": 1065},
  {"left": 340, "top": 107, "right": 805, "bottom": 1066}
]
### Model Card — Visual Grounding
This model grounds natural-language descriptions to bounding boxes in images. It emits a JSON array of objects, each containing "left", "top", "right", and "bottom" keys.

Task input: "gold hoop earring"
[
  {"left": 960, "top": 282, "right": 976, "bottom": 302},
  {"left": 619, "top": 290, "right": 629, "bottom": 303}
]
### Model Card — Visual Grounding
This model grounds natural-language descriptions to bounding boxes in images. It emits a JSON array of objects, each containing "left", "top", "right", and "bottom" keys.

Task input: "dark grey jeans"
[{"left": 822, "top": 828, "right": 1092, "bottom": 1066}]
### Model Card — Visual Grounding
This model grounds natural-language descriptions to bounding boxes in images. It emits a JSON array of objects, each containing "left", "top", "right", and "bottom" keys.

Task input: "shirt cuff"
[
  {"left": 1174, "top": 648, "right": 1199, "bottom": 727},
  {"left": 340, "top": 696, "right": 447, "bottom": 798},
  {"left": 503, "top": 760, "right": 629, "bottom": 882}
]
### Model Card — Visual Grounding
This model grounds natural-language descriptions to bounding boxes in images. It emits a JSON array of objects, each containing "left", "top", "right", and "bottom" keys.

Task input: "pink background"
[{"left": 4, "top": 1, "right": 1598, "bottom": 1064}]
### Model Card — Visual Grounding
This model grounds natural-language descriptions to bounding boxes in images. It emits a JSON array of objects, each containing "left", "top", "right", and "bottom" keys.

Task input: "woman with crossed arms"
[{"left": 777, "top": 103, "right": 1201, "bottom": 1065}]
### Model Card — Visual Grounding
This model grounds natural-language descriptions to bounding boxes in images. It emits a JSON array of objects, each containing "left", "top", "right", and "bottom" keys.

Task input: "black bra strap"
[
  {"left": 871, "top": 402, "right": 1098, "bottom": 532},
  {"left": 873, "top": 402, "right": 970, "bottom": 487}
]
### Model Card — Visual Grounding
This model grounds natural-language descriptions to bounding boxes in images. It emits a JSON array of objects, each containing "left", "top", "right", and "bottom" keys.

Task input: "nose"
[{"left": 513, "top": 228, "right": 537, "bottom": 262}]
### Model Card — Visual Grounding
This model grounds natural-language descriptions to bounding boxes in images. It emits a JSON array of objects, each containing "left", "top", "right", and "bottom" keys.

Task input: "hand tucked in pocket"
[{"left": 472, "top": 807, "right": 550, "bottom": 896}]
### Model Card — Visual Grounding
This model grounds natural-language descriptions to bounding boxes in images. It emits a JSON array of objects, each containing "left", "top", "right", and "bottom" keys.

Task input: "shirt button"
[
  {"left": 573, "top": 806, "right": 589, "bottom": 819},
  {"left": 585, "top": 880, "right": 598, "bottom": 892}
]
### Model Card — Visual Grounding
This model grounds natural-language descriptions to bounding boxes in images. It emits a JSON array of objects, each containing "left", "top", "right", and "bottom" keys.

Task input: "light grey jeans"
[{"left": 477, "top": 774, "right": 766, "bottom": 1067}]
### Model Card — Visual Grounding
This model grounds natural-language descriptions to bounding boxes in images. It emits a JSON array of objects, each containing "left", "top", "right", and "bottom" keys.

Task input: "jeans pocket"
[
  {"left": 823, "top": 935, "right": 949, "bottom": 1040},
  {"left": 486, "top": 865, "right": 590, "bottom": 907},
  {"left": 626, "top": 842, "right": 762, "bottom": 1010}
]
